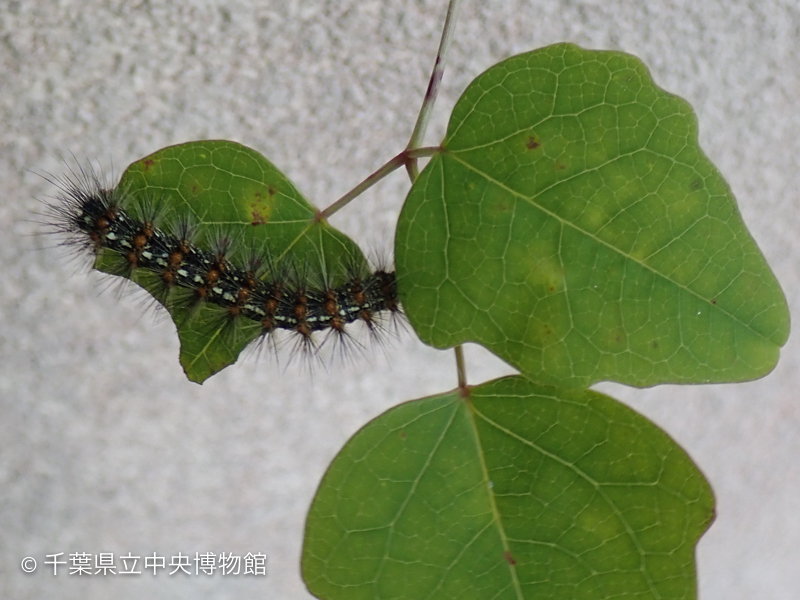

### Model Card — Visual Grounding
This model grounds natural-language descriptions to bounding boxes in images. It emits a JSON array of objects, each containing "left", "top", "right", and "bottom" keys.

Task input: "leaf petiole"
[
  {"left": 319, "top": 146, "right": 440, "bottom": 219},
  {"left": 455, "top": 344, "right": 467, "bottom": 391}
]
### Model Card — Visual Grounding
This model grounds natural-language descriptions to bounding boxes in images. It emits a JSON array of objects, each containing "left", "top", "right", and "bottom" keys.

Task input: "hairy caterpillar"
[{"left": 44, "top": 157, "right": 402, "bottom": 376}]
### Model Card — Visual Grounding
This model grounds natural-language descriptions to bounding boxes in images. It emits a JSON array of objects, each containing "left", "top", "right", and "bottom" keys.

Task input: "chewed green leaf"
[
  {"left": 303, "top": 376, "right": 715, "bottom": 600},
  {"left": 100, "top": 140, "right": 366, "bottom": 383},
  {"left": 396, "top": 43, "right": 790, "bottom": 388}
]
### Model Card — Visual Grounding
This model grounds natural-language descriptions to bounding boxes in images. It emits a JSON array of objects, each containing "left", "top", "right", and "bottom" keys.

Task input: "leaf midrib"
[
  {"left": 472, "top": 399, "right": 662, "bottom": 600},
  {"left": 444, "top": 151, "right": 773, "bottom": 346}
]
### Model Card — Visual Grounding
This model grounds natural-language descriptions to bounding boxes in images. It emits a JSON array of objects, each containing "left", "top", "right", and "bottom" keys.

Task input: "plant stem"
[
  {"left": 320, "top": 146, "right": 439, "bottom": 219},
  {"left": 455, "top": 344, "right": 468, "bottom": 392},
  {"left": 404, "top": 0, "right": 465, "bottom": 390},
  {"left": 323, "top": 0, "right": 461, "bottom": 217},
  {"left": 406, "top": 0, "right": 462, "bottom": 156},
  {"left": 454, "top": 344, "right": 469, "bottom": 398}
]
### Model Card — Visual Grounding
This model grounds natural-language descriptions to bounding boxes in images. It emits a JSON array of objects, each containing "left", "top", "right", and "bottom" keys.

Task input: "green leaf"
[
  {"left": 302, "top": 375, "right": 714, "bottom": 600},
  {"left": 99, "top": 140, "right": 366, "bottom": 383},
  {"left": 396, "top": 43, "right": 790, "bottom": 388}
]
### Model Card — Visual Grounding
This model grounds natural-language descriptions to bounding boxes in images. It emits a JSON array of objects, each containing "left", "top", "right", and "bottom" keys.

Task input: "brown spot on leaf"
[
  {"left": 250, "top": 188, "right": 275, "bottom": 225},
  {"left": 504, "top": 551, "right": 516, "bottom": 566},
  {"left": 251, "top": 207, "right": 269, "bottom": 226},
  {"left": 143, "top": 159, "right": 155, "bottom": 171},
  {"left": 526, "top": 136, "right": 540, "bottom": 150}
]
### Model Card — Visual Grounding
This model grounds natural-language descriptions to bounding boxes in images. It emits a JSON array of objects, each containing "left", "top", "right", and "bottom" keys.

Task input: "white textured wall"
[{"left": 2, "top": 1, "right": 798, "bottom": 598}]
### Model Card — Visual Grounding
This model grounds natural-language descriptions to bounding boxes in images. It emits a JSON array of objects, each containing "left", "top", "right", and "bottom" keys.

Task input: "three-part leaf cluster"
[{"left": 93, "top": 44, "right": 789, "bottom": 599}]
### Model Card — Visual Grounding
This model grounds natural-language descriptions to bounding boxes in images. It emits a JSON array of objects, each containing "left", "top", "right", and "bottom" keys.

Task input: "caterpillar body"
[{"left": 46, "top": 164, "right": 401, "bottom": 370}]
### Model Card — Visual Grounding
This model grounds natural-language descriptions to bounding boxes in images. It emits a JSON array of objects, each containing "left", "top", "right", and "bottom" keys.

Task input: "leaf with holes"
[
  {"left": 302, "top": 376, "right": 715, "bottom": 600},
  {"left": 396, "top": 43, "right": 790, "bottom": 388},
  {"left": 99, "top": 140, "right": 368, "bottom": 383}
]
